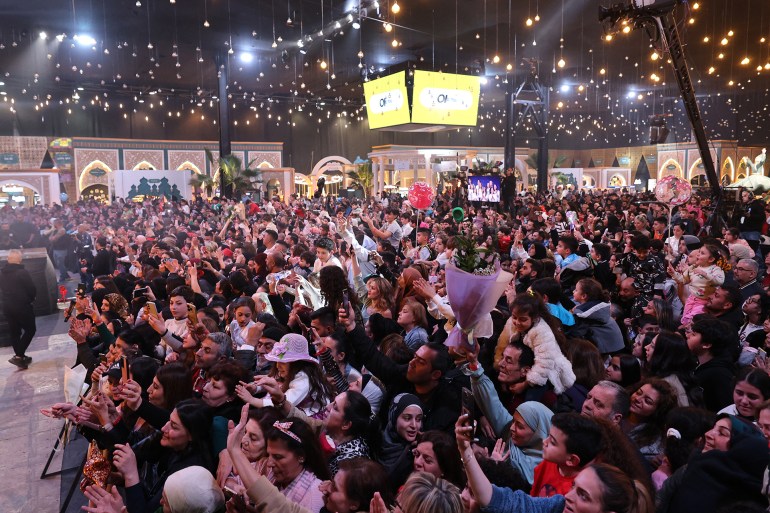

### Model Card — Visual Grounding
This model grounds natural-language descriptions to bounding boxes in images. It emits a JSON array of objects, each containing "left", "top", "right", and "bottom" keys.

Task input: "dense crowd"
[{"left": 21, "top": 178, "right": 770, "bottom": 513}]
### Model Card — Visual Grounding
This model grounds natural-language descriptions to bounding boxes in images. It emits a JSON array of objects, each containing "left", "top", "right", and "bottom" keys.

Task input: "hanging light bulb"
[
  {"left": 320, "top": 60, "right": 327, "bottom": 69},
  {"left": 741, "top": 56, "right": 750, "bottom": 65},
  {"left": 492, "top": 54, "right": 500, "bottom": 64},
  {"left": 384, "top": 22, "right": 392, "bottom": 32},
  {"left": 526, "top": 18, "right": 533, "bottom": 26},
  {"left": 357, "top": 50, "right": 364, "bottom": 58},
  {"left": 392, "top": 1, "right": 400, "bottom": 13},
  {"left": 135, "top": 0, "right": 141, "bottom": 6},
  {"left": 272, "top": 40, "right": 278, "bottom": 48},
  {"left": 391, "top": 38, "right": 398, "bottom": 47},
  {"left": 534, "top": 14, "right": 540, "bottom": 21},
  {"left": 204, "top": 19, "right": 210, "bottom": 28},
  {"left": 557, "top": 58, "right": 566, "bottom": 68},
  {"left": 506, "top": 63, "right": 513, "bottom": 71}
]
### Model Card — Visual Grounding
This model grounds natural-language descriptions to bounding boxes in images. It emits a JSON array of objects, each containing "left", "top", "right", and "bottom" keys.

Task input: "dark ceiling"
[{"left": 0, "top": 0, "right": 769, "bottom": 147}]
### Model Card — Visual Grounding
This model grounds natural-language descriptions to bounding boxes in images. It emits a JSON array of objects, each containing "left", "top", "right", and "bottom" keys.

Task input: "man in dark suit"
[
  {"left": 2, "top": 250, "right": 36, "bottom": 368},
  {"left": 90, "top": 236, "right": 115, "bottom": 278}
]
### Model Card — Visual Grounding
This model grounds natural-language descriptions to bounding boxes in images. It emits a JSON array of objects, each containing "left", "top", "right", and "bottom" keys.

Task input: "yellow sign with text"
[
  {"left": 411, "top": 71, "right": 481, "bottom": 126},
  {"left": 363, "top": 72, "right": 411, "bottom": 129}
]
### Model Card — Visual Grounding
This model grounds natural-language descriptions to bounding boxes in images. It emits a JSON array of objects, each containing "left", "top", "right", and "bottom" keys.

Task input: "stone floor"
[{"left": 0, "top": 310, "right": 77, "bottom": 513}]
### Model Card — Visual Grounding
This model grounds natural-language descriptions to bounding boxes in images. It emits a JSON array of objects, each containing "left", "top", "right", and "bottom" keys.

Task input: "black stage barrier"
[{"left": 0, "top": 248, "right": 59, "bottom": 347}]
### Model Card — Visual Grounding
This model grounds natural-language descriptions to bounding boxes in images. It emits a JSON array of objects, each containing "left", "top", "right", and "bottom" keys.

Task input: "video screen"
[
  {"left": 363, "top": 72, "right": 411, "bottom": 129},
  {"left": 411, "top": 70, "right": 481, "bottom": 126},
  {"left": 467, "top": 175, "right": 501, "bottom": 202}
]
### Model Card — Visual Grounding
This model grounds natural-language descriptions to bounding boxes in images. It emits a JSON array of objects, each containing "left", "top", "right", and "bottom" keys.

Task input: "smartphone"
[
  {"left": 429, "top": 274, "right": 438, "bottom": 285},
  {"left": 120, "top": 355, "right": 129, "bottom": 383},
  {"left": 145, "top": 301, "right": 158, "bottom": 317},
  {"left": 342, "top": 290, "right": 350, "bottom": 312},
  {"left": 189, "top": 258, "right": 201, "bottom": 265},
  {"left": 461, "top": 387, "right": 475, "bottom": 420},
  {"left": 187, "top": 304, "right": 198, "bottom": 325},
  {"left": 133, "top": 287, "right": 148, "bottom": 299},
  {"left": 76, "top": 283, "right": 87, "bottom": 297},
  {"left": 759, "top": 348, "right": 767, "bottom": 363},
  {"left": 223, "top": 486, "right": 238, "bottom": 501}
]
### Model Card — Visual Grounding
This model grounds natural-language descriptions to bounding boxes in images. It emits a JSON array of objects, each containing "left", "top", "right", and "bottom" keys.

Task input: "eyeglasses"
[{"left": 734, "top": 267, "right": 754, "bottom": 272}]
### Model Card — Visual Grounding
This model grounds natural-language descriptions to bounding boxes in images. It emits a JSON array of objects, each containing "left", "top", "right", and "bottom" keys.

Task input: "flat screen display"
[
  {"left": 467, "top": 175, "right": 501, "bottom": 202},
  {"left": 411, "top": 70, "right": 481, "bottom": 126},
  {"left": 363, "top": 72, "right": 411, "bottom": 129}
]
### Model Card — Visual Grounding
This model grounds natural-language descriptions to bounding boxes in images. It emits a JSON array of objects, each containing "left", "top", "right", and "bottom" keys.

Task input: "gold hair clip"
[{"left": 526, "top": 288, "right": 534, "bottom": 296}]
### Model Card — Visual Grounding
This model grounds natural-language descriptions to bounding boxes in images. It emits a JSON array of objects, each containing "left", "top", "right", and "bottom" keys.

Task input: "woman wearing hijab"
[
  {"left": 465, "top": 350, "right": 553, "bottom": 485},
  {"left": 377, "top": 393, "right": 424, "bottom": 490},
  {"left": 658, "top": 414, "right": 770, "bottom": 513},
  {"left": 395, "top": 267, "right": 424, "bottom": 312}
]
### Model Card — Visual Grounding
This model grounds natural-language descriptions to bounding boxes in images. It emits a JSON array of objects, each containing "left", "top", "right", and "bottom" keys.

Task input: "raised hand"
[
  {"left": 489, "top": 438, "right": 510, "bottom": 462},
  {"left": 82, "top": 484, "right": 126, "bottom": 513}
]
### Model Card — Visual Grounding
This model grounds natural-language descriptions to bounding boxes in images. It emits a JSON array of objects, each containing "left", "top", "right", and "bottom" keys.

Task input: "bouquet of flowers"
[{"left": 445, "top": 208, "right": 514, "bottom": 358}]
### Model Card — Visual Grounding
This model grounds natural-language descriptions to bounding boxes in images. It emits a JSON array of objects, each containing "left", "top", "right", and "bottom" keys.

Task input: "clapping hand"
[{"left": 82, "top": 484, "right": 126, "bottom": 513}]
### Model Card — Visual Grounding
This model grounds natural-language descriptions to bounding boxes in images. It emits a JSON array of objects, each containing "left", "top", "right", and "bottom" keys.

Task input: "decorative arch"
[
  {"left": 79, "top": 160, "right": 113, "bottom": 192},
  {"left": 133, "top": 160, "right": 155, "bottom": 170},
  {"left": 722, "top": 157, "right": 735, "bottom": 181},
  {"left": 256, "top": 161, "right": 274, "bottom": 169},
  {"left": 658, "top": 158, "right": 683, "bottom": 180},
  {"left": 0, "top": 179, "right": 41, "bottom": 195},
  {"left": 609, "top": 174, "right": 627, "bottom": 187},
  {"left": 689, "top": 158, "right": 704, "bottom": 180},
  {"left": 311, "top": 156, "right": 352, "bottom": 177},
  {"left": 177, "top": 161, "right": 202, "bottom": 174},
  {"left": 583, "top": 175, "right": 596, "bottom": 187}
]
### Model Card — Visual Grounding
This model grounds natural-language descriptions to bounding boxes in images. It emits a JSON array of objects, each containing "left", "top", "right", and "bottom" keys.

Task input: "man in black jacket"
[
  {"left": 2, "top": 250, "right": 36, "bottom": 368},
  {"left": 90, "top": 236, "right": 115, "bottom": 278},
  {"left": 338, "top": 305, "right": 463, "bottom": 433},
  {"left": 739, "top": 190, "right": 766, "bottom": 260}
]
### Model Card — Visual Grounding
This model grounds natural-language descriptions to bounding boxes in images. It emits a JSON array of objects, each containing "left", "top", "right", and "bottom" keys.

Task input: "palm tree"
[
  {"left": 525, "top": 151, "right": 568, "bottom": 169},
  {"left": 190, "top": 149, "right": 261, "bottom": 199},
  {"left": 346, "top": 160, "right": 374, "bottom": 197}
]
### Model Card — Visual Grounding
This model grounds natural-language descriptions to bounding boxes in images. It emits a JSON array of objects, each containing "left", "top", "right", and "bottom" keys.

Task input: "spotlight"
[
  {"left": 39, "top": 31, "right": 47, "bottom": 40},
  {"left": 56, "top": 33, "right": 65, "bottom": 42},
  {"left": 73, "top": 34, "right": 96, "bottom": 46},
  {"left": 239, "top": 52, "right": 253, "bottom": 63},
  {"left": 352, "top": 20, "right": 361, "bottom": 29}
]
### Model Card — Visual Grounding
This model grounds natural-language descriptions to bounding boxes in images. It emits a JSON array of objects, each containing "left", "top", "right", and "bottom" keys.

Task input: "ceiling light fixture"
[{"left": 392, "top": 1, "right": 400, "bottom": 14}]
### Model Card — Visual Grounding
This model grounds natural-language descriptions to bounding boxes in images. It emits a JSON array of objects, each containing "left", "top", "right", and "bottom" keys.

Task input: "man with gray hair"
[
  {"left": 733, "top": 258, "right": 763, "bottom": 301},
  {"left": 580, "top": 380, "right": 630, "bottom": 426},
  {"left": 1, "top": 249, "right": 37, "bottom": 368}
]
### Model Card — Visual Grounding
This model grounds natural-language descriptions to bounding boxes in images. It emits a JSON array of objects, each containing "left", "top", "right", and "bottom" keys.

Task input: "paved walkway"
[{"left": 0, "top": 311, "right": 77, "bottom": 513}]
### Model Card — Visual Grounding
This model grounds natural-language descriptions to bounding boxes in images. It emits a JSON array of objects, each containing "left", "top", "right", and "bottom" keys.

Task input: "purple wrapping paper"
[{"left": 444, "top": 263, "right": 514, "bottom": 352}]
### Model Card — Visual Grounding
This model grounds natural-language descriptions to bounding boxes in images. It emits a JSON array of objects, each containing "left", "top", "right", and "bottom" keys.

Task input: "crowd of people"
[{"left": 19, "top": 178, "right": 770, "bottom": 513}]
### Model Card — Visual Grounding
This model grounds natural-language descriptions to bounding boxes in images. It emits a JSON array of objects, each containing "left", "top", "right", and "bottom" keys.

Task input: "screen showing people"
[{"left": 467, "top": 175, "right": 501, "bottom": 202}]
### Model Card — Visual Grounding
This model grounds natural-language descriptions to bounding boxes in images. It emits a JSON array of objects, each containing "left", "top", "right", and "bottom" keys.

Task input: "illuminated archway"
[
  {"left": 133, "top": 161, "right": 155, "bottom": 170},
  {"left": 79, "top": 160, "right": 113, "bottom": 192},
  {"left": 0, "top": 180, "right": 41, "bottom": 206},
  {"left": 583, "top": 175, "right": 596, "bottom": 187},
  {"left": 722, "top": 157, "right": 735, "bottom": 181},
  {"left": 658, "top": 159, "right": 683, "bottom": 180},
  {"left": 256, "top": 161, "right": 275, "bottom": 169},
  {"left": 609, "top": 174, "right": 627, "bottom": 187},
  {"left": 177, "top": 161, "right": 202, "bottom": 174},
  {"left": 311, "top": 156, "right": 352, "bottom": 176},
  {"left": 689, "top": 159, "right": 707, "bottom": 186}
]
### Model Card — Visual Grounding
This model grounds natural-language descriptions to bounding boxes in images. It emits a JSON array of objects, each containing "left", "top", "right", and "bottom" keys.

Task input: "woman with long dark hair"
[
  {"left": 645, "top": 330, "right": 697, "bottom": 407},
  {"left": 113, "top": 399, "right": 215, "bottom": 513}
]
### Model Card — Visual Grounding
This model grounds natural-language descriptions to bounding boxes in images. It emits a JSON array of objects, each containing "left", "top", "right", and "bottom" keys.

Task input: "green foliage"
[
  {"left": 346, "top": 161, "right": 374, "bottom": 197},
  {"left": 190, "top": 149, "right": 261, "bottom": 198}
]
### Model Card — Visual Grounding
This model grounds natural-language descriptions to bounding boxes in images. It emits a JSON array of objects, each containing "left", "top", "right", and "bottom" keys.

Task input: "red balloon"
[{"left": 407, "top": 181, "right": 435, "bottom": 210}]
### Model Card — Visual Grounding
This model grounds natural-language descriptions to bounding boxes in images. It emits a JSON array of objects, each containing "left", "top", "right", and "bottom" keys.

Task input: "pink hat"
[
  {"left": 265, "top": 334, "right": 317, "bottom": 363},
  {"left": 222, "top": 248, "right": 234, "bottom": 259}
]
